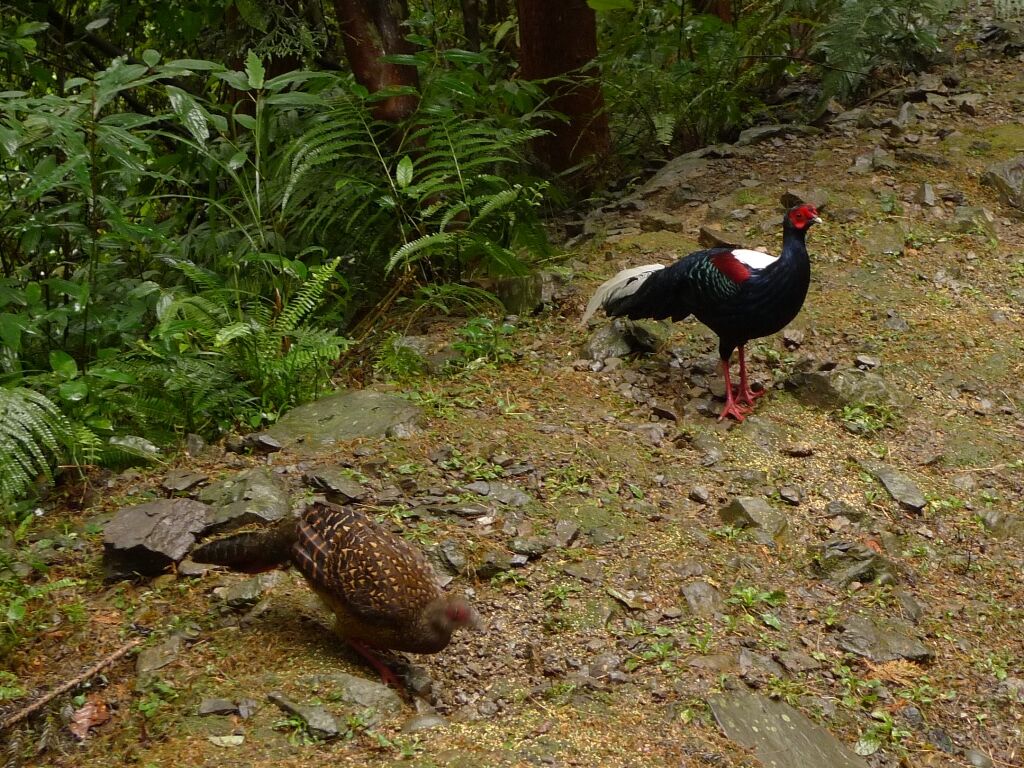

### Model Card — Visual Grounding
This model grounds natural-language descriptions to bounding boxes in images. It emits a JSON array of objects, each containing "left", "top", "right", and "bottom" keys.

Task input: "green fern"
[{"left": 0, "top": 387, "right": 70, "bottom": 505}]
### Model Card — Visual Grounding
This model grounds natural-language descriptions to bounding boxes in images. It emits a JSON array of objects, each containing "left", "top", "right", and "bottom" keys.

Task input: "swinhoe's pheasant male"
[
  {"left": 192, "top": 501, "right": 480, "bottom": 684},
  {"left": 583, "top": 204, "right": 821, "bottom": 421}
]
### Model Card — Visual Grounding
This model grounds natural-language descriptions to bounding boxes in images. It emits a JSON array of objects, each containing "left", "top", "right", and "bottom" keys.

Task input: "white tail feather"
[{"left": 581, "top": 264, "right": 665, "bottom": 325}]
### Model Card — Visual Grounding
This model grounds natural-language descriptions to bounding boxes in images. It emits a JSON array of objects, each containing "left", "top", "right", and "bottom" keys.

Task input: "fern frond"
[{"left": 0, "top": 387, "right": 70, "bottom": 503}]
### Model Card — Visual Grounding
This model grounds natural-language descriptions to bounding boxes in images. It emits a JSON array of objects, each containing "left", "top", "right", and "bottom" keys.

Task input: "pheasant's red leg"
[
  {"left": 718, "top": 359, "right": 750, "bottom": 422},
  {"left": 347, "top": 640, "right": 403, "bottom": 688},
  {"left": 736, "top": 345, "right": 765, "bottom": 407}
]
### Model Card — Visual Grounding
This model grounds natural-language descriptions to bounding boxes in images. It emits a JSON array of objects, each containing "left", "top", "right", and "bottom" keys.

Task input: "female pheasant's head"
[{"left": 786, "top": 204, "right": 822, "bottom": 231}]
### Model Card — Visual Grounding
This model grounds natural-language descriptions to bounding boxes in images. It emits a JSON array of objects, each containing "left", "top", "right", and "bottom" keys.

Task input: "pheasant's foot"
[{"left": 348, "top": 640, "right": 403, "bottom": 688}]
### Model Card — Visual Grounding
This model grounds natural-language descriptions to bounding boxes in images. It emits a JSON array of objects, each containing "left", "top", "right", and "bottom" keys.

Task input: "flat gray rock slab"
[
  {"left": 709, "top": 691, "right": 867, "bottom": 768},
  {"left": 104, "top": 499, "right": 211, "bottom": 579},
  {"left": 839, "top": 615, "right": 933, "bottom": 662},
  {"left": 303, "top": 672, "right": 402, "bottom": 715},
  {"left": 858, "top": 459, "right": 926, "bottom": 512},
  {"left": 267, "top": 692, "right": 340, "bottom": 740},
  {"left": 266, "top": 390, "right": 422, "bottom": 451},
  {"left": 982, "top": 154, "right": 1024, "bottom": 209}
]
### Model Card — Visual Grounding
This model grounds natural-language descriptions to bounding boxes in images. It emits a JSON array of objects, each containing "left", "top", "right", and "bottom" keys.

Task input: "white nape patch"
[
  {"left": 731, "top": 248, "right": 777, "bottom": 269},
  {"left": 581, "top": 264, "right": 665, "bottom": 325}
]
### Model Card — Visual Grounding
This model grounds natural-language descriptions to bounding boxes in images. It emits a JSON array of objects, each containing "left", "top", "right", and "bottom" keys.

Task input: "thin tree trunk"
[
  {"left": 332, "top": 0, "right": 420, "bottom": 122},
  {"left": 462, "top": 0, "right": 481, "bottom": 51},
  {"left": 484, "top": 0, "right": 508, "bottom": 25},
  {"left": 516, "top": 0, "right": 610, "bottom": 177},
  {"left": 694, "top": 0, "right": 733, "bottom": 24}
]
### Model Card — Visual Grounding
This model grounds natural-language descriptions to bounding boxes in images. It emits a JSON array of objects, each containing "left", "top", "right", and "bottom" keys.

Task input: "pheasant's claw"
[
  {"left": 736, "top": 386, "right": 766, "bottom": 407},
  {"left": 717, "top": 399, "right": 750, "bottom": 422}
]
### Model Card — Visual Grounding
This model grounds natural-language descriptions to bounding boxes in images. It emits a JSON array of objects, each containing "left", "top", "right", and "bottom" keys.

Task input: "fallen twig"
[{"left": 0, "top": 637, "right": 141, "bottom": 732}]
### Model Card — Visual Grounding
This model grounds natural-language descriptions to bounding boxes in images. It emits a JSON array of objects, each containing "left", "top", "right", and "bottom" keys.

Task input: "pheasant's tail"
[
  {"left": 581, "top": 264, "right": 665, "bottom": 325},
  {"left": 190, "top": 517, "right": 299, "bottom": 572}
]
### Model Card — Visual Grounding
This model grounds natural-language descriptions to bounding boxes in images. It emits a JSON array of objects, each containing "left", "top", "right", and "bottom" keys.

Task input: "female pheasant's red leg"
[
  {"left": 348, "top": 640, "right": 403, "bottom": 688},
  {"left": 718, "top": 359, "right": 750, "bottom": 422},
  {"left": 736, "top": 345, "right": 765, "bottom": 406}
]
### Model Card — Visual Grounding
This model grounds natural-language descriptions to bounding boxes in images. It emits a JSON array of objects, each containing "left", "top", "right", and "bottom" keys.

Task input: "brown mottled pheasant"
[{"left": 191, "top": 502, "right": 480, "bottom": 684}]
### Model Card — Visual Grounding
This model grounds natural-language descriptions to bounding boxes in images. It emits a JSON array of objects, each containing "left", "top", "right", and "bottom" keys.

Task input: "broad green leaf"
[
  {"left": 16, "top": 22, "right": 49, "bottom": 36},
  {"left": 84, "top": 18, "right": 109, "bottom": 31},
  {"left": 165, "top": 86, "right": 209, "bottom": 145},
  {"left": 49, "top": 350, "right": 78, "bottom": 379},
  {"left": 227, "top": 151, "right": 247, "bottom": 170},
  {"left": 245, "top": 51, "right": 265, "bottom": 89},
  {"left": 6, "top": 602, "right": 25, "bottom": 623},
  {"left": 87, "top": 367, "right": 136, "bottom": 384},
  {"left": 854, "top": 734, "right": 881, "bottom": 756},
  {"left": 396, "top": 155, "right": 414, "bottom": 189},
  {"left": 58, "top": 380, "right": 89, "bottom": 402},
  {"left": 587, "top": 0, "right": 633, "bottom": 10},
  {"left": 761, "top": 612, "right": 782, "bottom": 630},
  {"left": 233, "top": 113, "right": 257, "bottom": 130},
  {"left": 164, "top": 59, "right": 224, "bottom": 71},
  {"left": 142, "top": 49, "right": 160, "bottom": 67}
]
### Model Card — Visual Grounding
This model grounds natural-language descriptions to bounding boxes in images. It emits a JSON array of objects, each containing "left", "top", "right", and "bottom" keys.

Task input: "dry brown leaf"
[
  {"left": 69, "top": 695, "right": 111, "bottom": 740},
  {"left": 865, "top": 659, "right": 923, "bottom": 685}
]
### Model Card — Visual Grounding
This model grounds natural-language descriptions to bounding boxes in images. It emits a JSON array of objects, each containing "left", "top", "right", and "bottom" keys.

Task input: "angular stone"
[
  {"left": 306, "top": 466, "right": 369, "bottom": 502},
  {"left": 104, "top": 499, "right": 211, "bottom": 579},
  {"left": 307, "top": 672, "right": 403, "bottom": 715},
  {"left": 838, "top": 615, "right": 933, "bottom": 662},
  {"left": 266, "top": 692, "right": 340, "bottom": 740},
  {"left": 809, "top": 540, "right": 897, "bottom": 586},
  {"left": 582, "top": 323, "right": 632, "bottom": 361},
  {"left": 489, "top": 482, "right": 532, "bottom": 507},
  {"left": 640, "top": 211, "right": 689, "bottom": 233},
  {"left": 199, "top": 468, "right": 290, "bottom": 532},
  {"left": 736, "top": 124, "right": 818, "bottom": 147},
  {"left": 699, "top": 225, "right": 743, "bottom": 248},
  {"left": 214, "top": 572, "right": 282, "bottom": 608},
  {"left": 492, "top": 271, "right": 568, "bottom": 316},
  {"left": 402, "top": 712, "right": 448, "bottom": 733},
  {"left": 981, "top": 154, "right": 1024, "bottom": 210},
  {"left": 136, "top": 635, "right": 183, "bottom": 675},
  {"left": 858, "top": 459, "right": 926, "bottom": 512},
  {"left": 552, "top": 519, "right": 580, "bottom": 548},
  {"left": 952, "top": 206, "right": 997, "bottom": 238},
  {"left": 680, "top": 580, "right": 723, "bottom": 617},
  {"left": 266, "top": 390, "right": 422, "bottom": 451},
  {"left": 623, "top": 319, "right": 671, "bottom": 353},
  {"left": 915, "top": 183, "right": 937, "bottom": 207},
  {"left": 979, "top": 510, "right": 1024, "bottom": 540},
  {"left": 785, "top": 368, "right": 900, "bottom": 409},
  {"left": 718, "top": 497, "right": 787, "bottom": 544},
  {"left": 709, "top": 691, "right": 867, "bottom": 768},
  {"left": 161, "top": 470, "right": 208, "bottom": 494},
  {"left": 199, "top": 698, "right": 238, "bottom": 716}
]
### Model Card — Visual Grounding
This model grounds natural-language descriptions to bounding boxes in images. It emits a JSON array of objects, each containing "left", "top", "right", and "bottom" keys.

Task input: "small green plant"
[
  {"left": 449, "top": 317, "right": 516, "bottom": 369},
  {"left": 543, "top": 583, "right": 581, "bottom": 609},
  {"left": 0, "top": 671, "right": 25, "bottom": 701},
  {"left": 839, "top": 402, "right": 898, "bottom": 435},
  {"left": 854, "top": 710, "right": 911, "bottom": 757},
  {"left": 373, "top": 332, "right": 429, "bottom": 381},
  {"left": 835, "top": 662, "right": 883, "bottom": 710},
  {"left": 1, "top": 574, "right": 80, "bottom": 658},
  {"left": 274, "top": 713, "right": 319, "bottom": 745},
  {"left": 727, "top": 584, "right": 786, "bottom": 629},
  {"left": 136, "top": 678, "right": 178, "bottom": 719},
  {"left": 766, "top": 676, "right": 807, "bottom": 706}
]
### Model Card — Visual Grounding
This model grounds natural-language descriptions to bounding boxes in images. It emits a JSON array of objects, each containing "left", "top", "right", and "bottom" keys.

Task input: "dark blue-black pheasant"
[{"left": 582, "top": 204, "right": 821, "bottom": 422}]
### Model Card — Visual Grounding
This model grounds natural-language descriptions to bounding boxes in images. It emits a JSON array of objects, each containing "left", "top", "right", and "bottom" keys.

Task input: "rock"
[
  {"left": 476, "top": 550, "right": 514, "bottom": 580},
  {"left": 491, "top": 271, "right": 568, "bottom": 316},
  {"left": 199, "top": 468, "right": 291, "bottom": 532},
  {"left": 857, "top": 459, "right": 927, "bottom": 512},
  {"left": 914, "top": 183, "right": 937, "bottom": 207},
  {"left": 778, "top": 486, "right": 802, "bottom": 505},
  {"left": 809, "top": 540, "right": 897, "bottom": 586},
  {"left": 103, "top": 499, "right": 211, "bottom": 579},
  {"left": 978, "top": 510, "right": 1024, "bottom": 540},
  {"left": 199, "top": 698, "right": 238, "bottom": 716},
  {"left": 688, "top": 486, "right": 710, "bottom": 504},
  {"left": 854, "top": 354, "right": 879, "bottom": 370},
  {"left": 782, "top": 442, "right": 813, "bottom": 457},
  {"left": 981, "top": 154, "right": 1024, "bottom": 210},
  {"left": 680, "top": 580, "right": 723, "bottom": 617},
  {"left": 265, "top": 390, "right": 422, "bottom": 451},
  {"left": 237, "top": 698, "right": 259, "bottom": 719},
  {"left": 306, "top": 672, "right": 403, "bottom": 715},
  {"left": 161, "top": 470, "right": 208, "bottom": 494},
  {"left": 489, "top": 482, "right": 532, "bottom": 507},
  {"left": 623, "top": 319, "right": 671, "bottom": 353},
  {"left": 862, "top": 222, "right": 904, "bottom": 256},
  {"left": 208, "top": 735, "right": 244, "bottom": 748},
  {"left": 306, "top": 466, "right": 369, "bottom": 503},
  {"left": 437, "top": 540, "right": 468, "bottom": 573},
  {"left": 736, "top": 124, "right": 818, "bottom": 147},
  {"left": 184, "top": 433, "right": 207, "bottom": 457},
  {"left": 632, "top": 154, "right": 710, "bottom": 199},
  {"left": 952, "top": 206, "right": 997, "bottom": 239},
  {"left": 785, "top": 368, "right": 899, "bottom": 410},
  {"left": 552, "top": 519, "right": 580, "bottom": 548},
  {"left": 779, "top": 188, "right": 829, "bottom": 210},
  {"left": 782, "top": 329, "right": 804, "bottom": 349},
  {"left": 709, "top": 691, "right": 867, "bottom": 768},
  {"left": 640, "top": 210, "right": 689, "bottom": 233},
  {"left": 698, "top": 225, "right": 743, "bottom": 248},
  {"left": 825, "top": 500, "right": 864, "bottom": 521},
  {"left": 509, "top": 536, "right": 551, "bottom": 558},
  {"left": 563, "top": 561, "right": 603, "bottom": 583},
  {"left": 214, "top": 572, "right": 282, "bottom": 608},
  {"left": 964, "top": 748, "right": 994, "bottom": 768},
  {"left": 136, "top": 635, "right": 183, "bottom": 675},
  {"left": 718, "top": 497, "right": 787, "bottom": 545},
  {"left": 582, "top": 323, "right": 632, "bottom": 360},
  {"left": 267, "top": 692, "right": 340, "bottom": 740},
  {"left": 402, "top": 713, "right": 448, "bottom": 733},
  {"left": 838, "top": 615, "right": 933, "bottom": 662}
]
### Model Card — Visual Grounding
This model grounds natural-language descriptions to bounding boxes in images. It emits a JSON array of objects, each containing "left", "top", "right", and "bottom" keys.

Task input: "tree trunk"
[
  {"left": 484, "top": 0, "right": 509, "bottom": 25},
  {"left": 516, "top": 0, "right": 610, "bottom": 176},
  {"left": 332, "top": 0, "right": 420, "bottom": 122},
  {"left": 694, "top": 1, "right": 733, "bottom": 24},
  {"left": 461, "top": 0, "right": 481, "bottom": 51}
]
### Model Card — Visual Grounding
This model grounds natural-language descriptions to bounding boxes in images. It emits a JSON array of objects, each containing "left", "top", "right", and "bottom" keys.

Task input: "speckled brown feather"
[{"left": 292, "top": 503, "right": 453, "bottom": 653}]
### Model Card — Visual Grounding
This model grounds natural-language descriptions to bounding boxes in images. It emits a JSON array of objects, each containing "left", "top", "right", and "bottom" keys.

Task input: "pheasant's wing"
[{"left": 292, "top": 503, "right": 439, "bottom": 626}]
